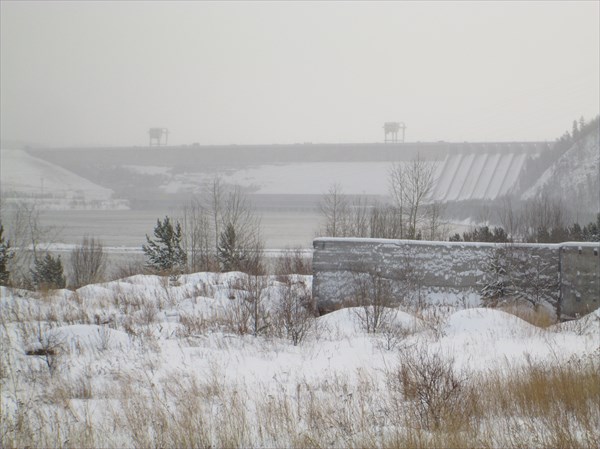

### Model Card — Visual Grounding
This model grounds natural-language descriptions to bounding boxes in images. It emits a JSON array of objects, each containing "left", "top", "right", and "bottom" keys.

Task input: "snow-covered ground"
[{"left": 1, "top": 272, "right": 598, "bottom": 448}]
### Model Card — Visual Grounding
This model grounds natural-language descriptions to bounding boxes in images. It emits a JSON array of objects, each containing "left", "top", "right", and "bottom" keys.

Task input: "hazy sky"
[{"left": 1, "top": 1, "right": 598, "bottom": 147}]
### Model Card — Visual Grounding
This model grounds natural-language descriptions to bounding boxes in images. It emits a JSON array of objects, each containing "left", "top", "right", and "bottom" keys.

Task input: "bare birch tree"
[
  {"left": 389, "top": 155, "right": 438, "bottom": 239},
  {"left": 318, "top": 183, "right": 349, "bottom": 237},
  {"left": 1, "top": 200, "right": 61, "bottom": 287},
  {"left": 181, "top": 177, "right": 264, "bottom": 274}
]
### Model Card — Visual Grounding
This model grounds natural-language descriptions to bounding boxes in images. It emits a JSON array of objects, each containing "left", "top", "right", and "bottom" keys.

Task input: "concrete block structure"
[{"left": 312, "top": 238, "right": 599, "bottom": 318}]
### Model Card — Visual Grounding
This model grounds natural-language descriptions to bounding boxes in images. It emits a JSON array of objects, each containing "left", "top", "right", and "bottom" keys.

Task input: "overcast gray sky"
[{"left": 1, "top": 1, "right": 598, "bottom": 147}]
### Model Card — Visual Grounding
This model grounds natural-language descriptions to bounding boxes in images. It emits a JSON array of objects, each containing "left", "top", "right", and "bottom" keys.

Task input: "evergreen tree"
[
  {"left": 572, "top": 120, "right": 579, "bottom": 139},
  {"left": 579, "top": 115, "right": 586, "bottom": 132},
  {"left": 32, "top": 253, "right": 66, "bottom": 290},
  {"left": 0, "top": 224, "right": 14, "bottom": 286},
  {"left": 460, "top": 226, "right": 509, "bottom": 243},
  {"left": 143, "top": 216, "right": 187, "bottom": 273},
  {"left": 581, "top": 213, "right": 600, "bottom": 242},
  {"left": 217, "top": 222, "right": 245, "bottom": 271}
]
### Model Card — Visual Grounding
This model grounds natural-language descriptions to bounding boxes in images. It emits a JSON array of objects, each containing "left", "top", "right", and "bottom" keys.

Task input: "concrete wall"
[
  {"left": 560, "top": 244, "right": 600, "bottom": 317},
  {"left": 312, "top": 238, "right": 599, "bottom": 318}
]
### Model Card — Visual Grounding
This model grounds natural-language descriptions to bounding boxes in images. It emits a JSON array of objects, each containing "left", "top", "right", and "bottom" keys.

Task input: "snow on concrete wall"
[{"left": 312, "top": 238, "right": 599, "bottom": 318}]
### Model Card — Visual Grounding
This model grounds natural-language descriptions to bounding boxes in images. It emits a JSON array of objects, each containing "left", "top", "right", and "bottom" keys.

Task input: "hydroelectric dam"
[{"left": 26, "top": 141, "right": 550, "bottom": 210}]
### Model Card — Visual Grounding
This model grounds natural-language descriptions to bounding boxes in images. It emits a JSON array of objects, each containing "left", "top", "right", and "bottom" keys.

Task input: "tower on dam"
[
  {"left": 383, "top": 122, "right": 406, "bottom": 143},
  {"left": 148, "top": 127, "right": 169, "bottom": 146}
]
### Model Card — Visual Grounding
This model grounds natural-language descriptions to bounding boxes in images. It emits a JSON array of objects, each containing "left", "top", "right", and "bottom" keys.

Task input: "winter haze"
[
  {"left": 1, "top": 3, "right": 600, "bottom": 447},
  {"left": 1, "top": 1, "right": 598, "bottom": 146}
]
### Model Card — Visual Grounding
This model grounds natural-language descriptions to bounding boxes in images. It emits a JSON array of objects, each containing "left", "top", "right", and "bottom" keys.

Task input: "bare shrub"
[
  {"left": 177, "top": 313, "right": 209, "bottom": 337},
  {"left": 113, "top": 259, "right": 148, "bottom": 280},
  {"left": 70, "top": 235, "right": 106, "bottom": 288},
  {"left": 96, "top": 325, "right": 113, "bottom": 352},
  {"left": 137, "top": 302, "right": 158, "bottom": 326},
  {"left": 225, "top": 274, "right": 270, "bottom": 336},
  {"left": 26, "top": 330, "right": 65, "bottom": 375},
  {"left": 390, "top": 344, "right": 473, "bottom": 431},
  {"left": 274, "top": 247, "right": 312, "bottom": 276},
  {"left": 351, "top": 268, "right": 396, "bottom": 333},
  {"left": 377, "top": 321, "right": 414, "bottom": 351},
  {"left": 274, "top": 277, "right": 316, "bottom": 345}
]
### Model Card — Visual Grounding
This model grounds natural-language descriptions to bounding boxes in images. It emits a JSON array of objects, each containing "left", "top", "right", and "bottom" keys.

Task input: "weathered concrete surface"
[
  {"left": 313, "top": 238, "right": 599, "bottom": 318},
  {"left": 561, "top": 244, "right": 600, "bottom": 317}
]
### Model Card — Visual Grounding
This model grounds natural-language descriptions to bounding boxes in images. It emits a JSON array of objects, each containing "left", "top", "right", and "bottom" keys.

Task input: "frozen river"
[{"left": 40, "top": 209, "right": 322, "bottom": 250}]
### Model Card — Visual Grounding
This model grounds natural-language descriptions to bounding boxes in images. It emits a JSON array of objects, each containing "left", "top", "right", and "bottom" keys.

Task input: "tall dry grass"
[{"left": 2, "top": 281, "right": 599, "bottom": 449}]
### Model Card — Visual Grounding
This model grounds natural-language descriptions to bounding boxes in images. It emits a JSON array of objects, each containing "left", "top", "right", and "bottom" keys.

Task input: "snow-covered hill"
[
  {"left": 522, "top": 129, "right": 600, "bottom": 214},
  {"left": 0, "top": 149, "right": 128, "bottom": 210}
]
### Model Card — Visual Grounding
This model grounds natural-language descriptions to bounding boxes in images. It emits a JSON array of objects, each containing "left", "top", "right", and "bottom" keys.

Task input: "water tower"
[
  {"left": 148, "top": 127, "right": 169, "bottom": 146},
  {"left": 383, "top": 122, "right": 406, "bottom": 143}
]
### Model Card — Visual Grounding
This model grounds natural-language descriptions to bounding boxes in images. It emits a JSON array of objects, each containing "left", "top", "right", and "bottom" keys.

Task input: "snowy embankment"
[
  {"left": 0, "top": 149, "right": 128, "bottom": 210},
  {"left": 1, "top": 273, "right": 599, "bottom": 448}
]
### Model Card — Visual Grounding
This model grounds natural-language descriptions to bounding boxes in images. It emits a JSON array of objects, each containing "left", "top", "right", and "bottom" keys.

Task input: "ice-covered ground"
[{"left": 1, "top": 272, "right": 598, "bottom": 448}]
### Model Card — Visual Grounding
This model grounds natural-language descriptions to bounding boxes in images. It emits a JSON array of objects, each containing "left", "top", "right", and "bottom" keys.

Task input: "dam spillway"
[{"left": 433, "top": 151, "right": 528, "bottom": 201}]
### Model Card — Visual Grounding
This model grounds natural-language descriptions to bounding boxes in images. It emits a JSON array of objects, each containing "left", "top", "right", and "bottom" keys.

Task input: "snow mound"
[
  {"left": 317, "top": 307, "right": 423, "bottom": 337},
  {"left": 551, "top": 307, "right": 600, "bottom": 336},
  {"left": 317, "top": 308, "right": 365, "bottom": 336},
  {"left": 49, "top": 324, "right": 131, "bottom": 352},
  {"left": 443, "top": 308, "right": 539, "bottom": 337}
]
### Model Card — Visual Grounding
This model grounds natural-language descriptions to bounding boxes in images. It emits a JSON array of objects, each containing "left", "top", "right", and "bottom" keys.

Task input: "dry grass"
[
  {"left": 2, "top": 345, "right": 598, "bottom": 449},
  {"left": 498, "top": 301, "right": 557, "bottom": 328},
  {"left": 2, "top": 280, "right": 598, "bottom": 449}
]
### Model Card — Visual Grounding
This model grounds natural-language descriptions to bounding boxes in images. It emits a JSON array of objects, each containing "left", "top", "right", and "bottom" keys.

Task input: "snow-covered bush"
[
  {"left": 142, "top": 216, "right": 187, "bottom": 274},
  {"left": 480, "top": 245, "right": 559, "bottom": 311}
]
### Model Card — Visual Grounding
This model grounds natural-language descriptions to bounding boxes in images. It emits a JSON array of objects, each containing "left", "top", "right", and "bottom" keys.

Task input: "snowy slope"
[
  {"left": 0, "top": 149, "right": 128, "bottom": 209},
  {"left": 522, "top": 130, "right": 600, "bottom": 212}
]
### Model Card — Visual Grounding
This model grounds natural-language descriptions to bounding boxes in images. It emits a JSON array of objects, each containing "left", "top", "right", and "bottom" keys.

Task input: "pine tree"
[
  {"left": 32, "top": 253, "right": 66, "bottom": 290},
  {"left": 0, "top": 224, "right": 14, "bottom": 286},
  {"left": 582, "top": 213, "right": 600, "bottom": 242},
  {"left": 572, "top": 120, "right": 579, "bottom": 139},
  {"left": 143, "top": 216, "right": 187, "bottom": 273},
  {"left": 217, "top": 222, "right": 245, "bottom": 271}
]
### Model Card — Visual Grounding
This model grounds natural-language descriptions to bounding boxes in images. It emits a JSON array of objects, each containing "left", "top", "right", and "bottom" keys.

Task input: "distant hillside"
[
  {"left": 0, "top": 149, "right": 128, "bottom": 210},
  {"left": 522, "top": 118, "right": 600, "bottom": 219}
]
